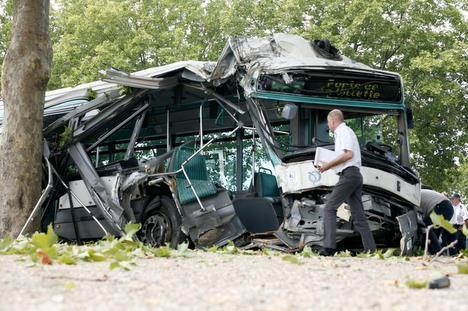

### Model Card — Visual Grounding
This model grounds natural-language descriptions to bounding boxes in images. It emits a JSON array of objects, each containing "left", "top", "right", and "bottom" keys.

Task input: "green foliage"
[
  {"left": 405, "top": 278, "right": 428, "bottom": 289},
  {"left": 220, "top": 240, "right": 239, "bottom": 254},
  {"left": 124, "top": 222, "right": 142, "bottom": 237},
  {"left": 207, "top": 245, "right": 219, "bottom": 253},
  {"left": 64, "top": 281, "right": 76, "bottom": 289},
  {"left": 282, "top": 254, "right": 303, "bottom": 264},
  {"left": 0, "top": 0, "right": 13, "bottom": 88},
  {"left": 299, "top": 245, "right": 317, "bottom": 258},
  {"left": 86, "top": 88, "right": 97, "bottom": 100},
  {"left": 456, "top": 261, "right": 468, "bottom": 274},
  {"left": 334, "top": 250, "right": 352, "bottom": 257},
  {"left": 58, "top": 126, "right": 72, "bottom": 148},
  {"left": 355, "top": 249, "right": 397, "bottom": 259},
  {"left": 151, "top": 245, "right": 172, "bottom": 258},
  {"left": 49, "top": 0, "right": 215, "bottom": 89},
  {"left": 0, "top": 223, "right": 188, "bottom": 270}
]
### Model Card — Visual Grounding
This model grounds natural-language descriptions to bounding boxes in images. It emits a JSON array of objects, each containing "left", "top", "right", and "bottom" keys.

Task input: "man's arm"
[
  {"left": 319, "top": 149, "right": 353, "bottom": 173},
  {"left": 463, "top": 207, "right": 468, "bottom": 227}
]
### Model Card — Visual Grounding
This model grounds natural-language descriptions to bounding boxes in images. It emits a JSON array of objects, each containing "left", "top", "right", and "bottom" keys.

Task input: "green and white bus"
[{"left": 3, "top": 34, "right": 420, "bottom": 253}]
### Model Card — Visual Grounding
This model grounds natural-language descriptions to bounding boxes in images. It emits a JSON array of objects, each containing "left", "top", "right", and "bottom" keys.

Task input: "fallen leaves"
[
  {"left": 36, "top": 249, "right": 53, "bottom": 265},
  {"left": 455, "top": 261, "right": 468, "bottom": 274},
  {"left": 0, "top": 223, "right": 187, "bottom": 270},
  {"left": 404, "top": 278, "right": 428, "bottom": 289},
  {"left": 282, "top": 255, "right": 302, "bottom": 265}
]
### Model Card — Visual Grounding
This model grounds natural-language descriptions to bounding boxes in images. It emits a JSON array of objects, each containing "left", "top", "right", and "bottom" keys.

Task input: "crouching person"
[{"left": 420, "top": 189, "right": 454, "bottom": 255}]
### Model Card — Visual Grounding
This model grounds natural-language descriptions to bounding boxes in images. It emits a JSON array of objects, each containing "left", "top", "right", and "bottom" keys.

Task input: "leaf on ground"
[
  {"left": 87, "top": 249, "right": 107, "bottom": 262},
  {"left": 355, "top": 252, "right": 371, "bottom": 258},
  {"left": 36, "top": 249, "right": 53, "bottom": 265},
  {"left": 57, "top": 254, "right": 76, "bottom": 265},
  {"left": 31, "top": 225, "right": 58, "bottom": 251},
  {"left": 176, "top": 242, "right": 189, "bottom": 254},
  {"left": 222, "top": 241, "right": 238, "bottom": 254},
  {"left": 64, "top": 281, "right": 76, "bottom": 289},
  {"left": 0, "top": 236, "right": 13, "bottom": 252},
  {"left": 207, "top": 245, "right": 219, "bottom": 253},
  {"left": 123, "top": 223, "right": 142, "bottom": 238},
  {"left": 300, "top": 246, "right": 317, "bottom": 258},
  {"left": 384, "top": 248, "right": 398, "bottom": 259},
  {"left": 334, "top": 250, "right": 351, "bottom": 257},
  {"left": 282, "top": 255, "right": 302, "bottom": 265},
  {"left": 31, "top": 233, "right": 51, "bottom": 250},
  {"left": 374, "top": 251, "right": 385, "bottom": 260},
  {"left": 152, "top": 246, "right": 171, "bottom": 258},
  {"left": 405, "top": 279, "right": 428, "bottom": 289},
  {"left": 109, "top": 260, "right": 134, "bottom": 271},
  {"left": 456, "top": 261, "right": 468, "bottom": 274}
]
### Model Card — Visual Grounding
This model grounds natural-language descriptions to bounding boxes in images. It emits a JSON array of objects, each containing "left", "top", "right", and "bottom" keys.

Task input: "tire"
[{"left": 140, "top": 196, "right": 185, "bottom": 248}]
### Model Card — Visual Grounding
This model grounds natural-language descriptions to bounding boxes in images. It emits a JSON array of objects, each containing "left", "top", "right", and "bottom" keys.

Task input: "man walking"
[{"left": 318, "top": 109, "right": 376, "bottom": 256}]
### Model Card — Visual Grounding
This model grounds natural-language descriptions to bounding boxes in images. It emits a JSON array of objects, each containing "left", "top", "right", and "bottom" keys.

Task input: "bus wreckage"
[{"left": 2, "top": 34, "right": 422, "bottom": 254}]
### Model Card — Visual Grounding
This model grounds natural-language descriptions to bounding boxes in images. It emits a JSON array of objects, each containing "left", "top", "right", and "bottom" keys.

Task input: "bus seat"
[
  {"left": 252, "top": 168, "right": 283, "bottom": 223},
  {"left": 169, "top": 146, "right": 217, "bottom": 205},
  {"left": 254, "top": 168, "right": 280, "bottom": 201},
  {"left": 233, "top": 198, "right": 279, "bottom": 233}
]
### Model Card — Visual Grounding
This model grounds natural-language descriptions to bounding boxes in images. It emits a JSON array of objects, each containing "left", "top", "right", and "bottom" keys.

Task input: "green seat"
[
  {"left": 170, "top": 146, "right": 217, "bottom": 205},
  {"left": 252, "top": 168, "right": 283, "bottom": 223},
  {"left": 255, "top": 168, "right": 280, "bottom": 198}
]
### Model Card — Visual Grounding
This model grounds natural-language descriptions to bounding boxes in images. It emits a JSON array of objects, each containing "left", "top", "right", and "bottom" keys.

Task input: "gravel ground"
[{"left": 0, "top": 252, "right": 467, "bottom": 311}]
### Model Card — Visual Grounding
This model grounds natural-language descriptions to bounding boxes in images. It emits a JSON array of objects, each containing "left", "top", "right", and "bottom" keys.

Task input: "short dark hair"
[{"left": 451, "top": 192, "right": 462, "bottom": 201}]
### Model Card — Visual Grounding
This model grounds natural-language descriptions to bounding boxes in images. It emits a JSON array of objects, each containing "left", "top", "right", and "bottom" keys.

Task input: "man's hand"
[
  {"left": 318, "top": 150, "right": 353, "bottom": 173},
  {"left": 319, "top": 162, "right": 331, "bottom": 173}
]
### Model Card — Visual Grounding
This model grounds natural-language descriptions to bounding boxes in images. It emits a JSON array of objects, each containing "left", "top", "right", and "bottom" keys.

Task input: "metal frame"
[{"left": 149, "top": 125, "right": 241, "bottom": 211}]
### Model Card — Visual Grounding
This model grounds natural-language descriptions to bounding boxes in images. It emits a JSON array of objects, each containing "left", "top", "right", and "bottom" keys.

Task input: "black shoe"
[{"left": 318, "top": 247, "right": 336, "bottom": 257}]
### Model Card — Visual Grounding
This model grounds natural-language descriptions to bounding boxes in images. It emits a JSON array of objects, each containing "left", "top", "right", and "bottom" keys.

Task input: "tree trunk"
[{"left": 0, "top": 0, "right": 52, "bottom": 237}]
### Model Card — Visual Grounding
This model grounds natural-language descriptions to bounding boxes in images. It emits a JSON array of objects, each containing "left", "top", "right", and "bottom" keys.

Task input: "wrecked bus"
[{"left": 0, "top": 34, "right": 421, "bottom": 253}]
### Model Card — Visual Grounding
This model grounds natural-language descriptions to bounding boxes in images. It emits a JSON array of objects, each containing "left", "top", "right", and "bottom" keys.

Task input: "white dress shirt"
[
  {"left": 450, "top": 203, "right": 468, "bottom": 225},
  {"left": 333, "top": 122, "right": 362, "bottom": 173}
]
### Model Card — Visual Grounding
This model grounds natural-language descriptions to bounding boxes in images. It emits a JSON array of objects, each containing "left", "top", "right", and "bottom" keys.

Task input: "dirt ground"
[{"left": 0, "top": 252, "right": 467, "bottom": 311}]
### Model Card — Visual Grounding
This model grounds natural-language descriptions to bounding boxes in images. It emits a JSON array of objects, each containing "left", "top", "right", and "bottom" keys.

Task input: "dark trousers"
[
  {"left": 428, "top": 227, "right": 454, "bottom": 255},
  {"left": 452, "top": 225, "right": 467, "bottom": 254},
  {"left": 323, "top": 166, "right": 376, "bottom": 251},
  {"left": 456, "top": 230, "right": 467, "bottom": 251},
  {"left": 423, "top": 200, "right": 455, "bottom": 255}
]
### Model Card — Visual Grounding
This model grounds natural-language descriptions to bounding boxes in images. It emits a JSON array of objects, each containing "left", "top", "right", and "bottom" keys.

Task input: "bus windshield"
[{"left": 249, "top": 98, "right": 402, "bottom": 163}]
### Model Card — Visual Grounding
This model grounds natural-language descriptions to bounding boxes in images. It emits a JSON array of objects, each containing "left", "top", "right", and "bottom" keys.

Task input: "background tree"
[
  {"left": 0, "top": 0, "right": 13, "bottom": 93},
  {"left": 0, "top": 0, "right": 52, "bottom": 236},
  {"left": 293, "top": 0, "right": 467, "bottom": 194}
]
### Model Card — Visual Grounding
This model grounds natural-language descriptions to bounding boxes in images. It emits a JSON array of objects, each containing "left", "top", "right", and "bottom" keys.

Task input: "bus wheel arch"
[{"left": 139, "top": 195, "right": 185, "bottom": 248}]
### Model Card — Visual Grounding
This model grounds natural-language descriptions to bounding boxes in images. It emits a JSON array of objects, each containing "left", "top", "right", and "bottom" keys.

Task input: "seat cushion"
[
  {"left": 177, "top": 179, "right": 217, "bottom": 205},
  {"left": 171, "top": 147, "right": 209, "bottom": 181}
]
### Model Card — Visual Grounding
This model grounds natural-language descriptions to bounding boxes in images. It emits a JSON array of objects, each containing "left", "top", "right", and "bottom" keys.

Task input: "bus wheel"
[{"left": 140, "top": 196, "right": 185, "bottom": 248}]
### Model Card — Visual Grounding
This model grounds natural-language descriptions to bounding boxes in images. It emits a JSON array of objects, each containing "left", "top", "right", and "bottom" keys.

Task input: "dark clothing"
[
  {"left": 323, "top": 166, "right": 376, "bottom": 251},
  {"left": 420, "top": 189, "right": 454, "bottom": 220},
  {"left": 424, "top": 225, "right": 456, "bottom": 255},
  {"left": 454, "top": 225, "right": 467, "bottom": 254},
  {"left": 422, "top": 200, "right": 458, "bottom": 255},
  {"left": 438, "top": 226, "right": 465, "bottom": 256}
]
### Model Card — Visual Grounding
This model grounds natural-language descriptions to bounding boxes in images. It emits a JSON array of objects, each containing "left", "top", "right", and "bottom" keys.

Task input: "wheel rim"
[{"left": 141, "top": 212, "right": 173, "bottom": 246}]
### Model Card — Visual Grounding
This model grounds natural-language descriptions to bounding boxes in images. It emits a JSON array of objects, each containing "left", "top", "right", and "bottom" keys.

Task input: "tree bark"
[{"left": 0, "top": 0, "right": 52, "bottom": 237}]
